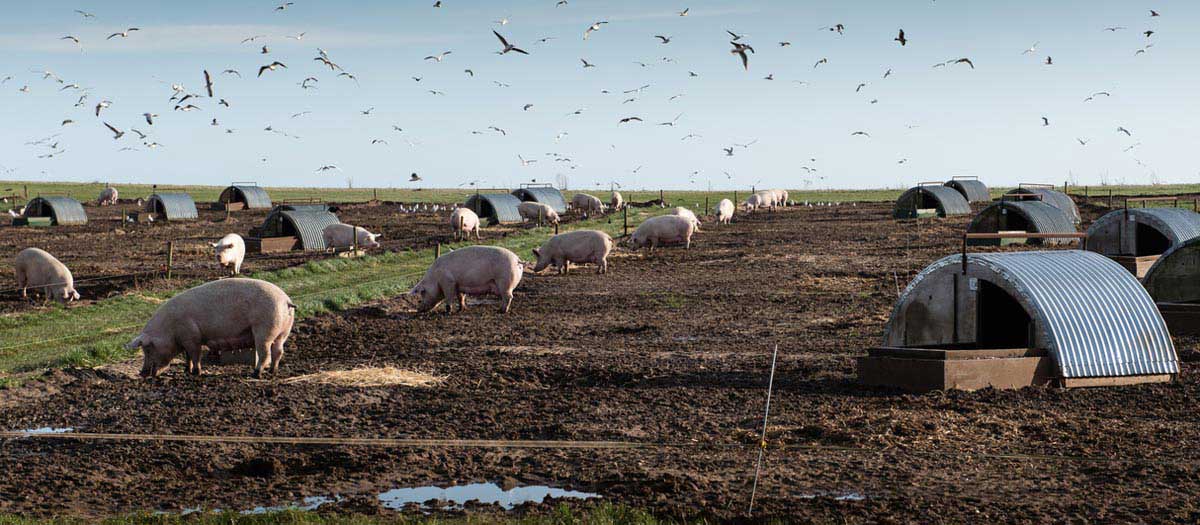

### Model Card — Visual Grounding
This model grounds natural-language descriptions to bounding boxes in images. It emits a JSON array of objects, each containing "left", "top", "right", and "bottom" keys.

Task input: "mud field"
[{"left": 2, "top": 201, "right": 1199, "bottom": 523}]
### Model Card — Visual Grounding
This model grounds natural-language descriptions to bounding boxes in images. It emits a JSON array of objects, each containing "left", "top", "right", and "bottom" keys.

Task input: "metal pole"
[
  {"left": 554, "top": 222, "right": 559, "bottom": 235},
  {"left": 353, "top": 226, "right": 358, "bottom": 256},
  {"left": 166, "top": 241, "right": 175, "bottom": 280},
  {"left": 748, "top": 344, "right": 780, "bottom": 516},
  {"left": 622, "top": 205, "right": 628, "bottom": 236}
]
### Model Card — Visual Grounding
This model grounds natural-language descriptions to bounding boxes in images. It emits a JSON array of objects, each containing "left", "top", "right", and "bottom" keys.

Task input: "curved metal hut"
[
  {"left": 967, "top": 201, "right": 1077, "bottom": 246},
  {"left": 146, "top": 193, "right": 198, "bottom": 221},
  {"left": 465, "top": 193, "right": 524, "bottom": 225},
  {"left": 892, "top": 185, "right": 972, "bottom": 219},
  {"left": 943, "top": 178, "right": 990, "bottom": 203},
  {"left": 218, "top": 184, "right": 273, "bottom": 210},
  {"left": 23, "top": 196, "right": 88, "bottom": 225},
  {"left": 859, "top": 250, "right": 1178, "bottom": 391},
  {"left": 511, "top": 185, "right": 567, "bottom": 214},
  {"left": 255, "top": 208, "right": 342, "bottom": 251},
  {"left": 1086, "top": 208, "right": 1200, "bottom": 257},
  {"left": 1004, "top": 187, "right": 1080, "bottom": 225},
  {"left": 1142, "top": 237, "right": 1200, "bottom": 336}
]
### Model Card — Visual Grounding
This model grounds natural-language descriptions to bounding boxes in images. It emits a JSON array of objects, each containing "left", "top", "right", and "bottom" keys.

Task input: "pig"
[
  {"left": 743, "top": 191, "right": 777, "bottom": 212},
  {"left": 715, "top": 198, "right": 734, "bottom": 224},
  {"left": 408, "top": 245, "right": 522, "bottom": 314},
  {"left": 518, "top": 201, "right": 560, "bottom": 226},
  {"left": 322, "top": 223, "right": 381, "bottom": 250},
  {"left": 777, "top": 189, "right": 790, "bottom": 206},
  {"left": 532, "top": 230, "right": 615, "bottom": 275},
  {"left": 212, "top": 233, "right": 246, "bottom": 276},
  {"left": 97, "top": 186, "right": 119, "bottom": 206},
  {"left": 671, "top": 207, "right": 702, "bottom": 232},
  {"left": 571, "top": 193, "right": 606, "bottom": 214},
  {"left": 450, "top": 207, "right": 481, "bottom": 241},
  {"left": 610, "top": 191, "right": 624, "bottom": 211},
  {"left": 629, "top": 214, "right": 695, "bottom": 253},
  {"left": 14, "top": 248, "right": 80, "bottom": 303},
  {"left": 126, "top": 278, "right": 295, "bottom": 378}
]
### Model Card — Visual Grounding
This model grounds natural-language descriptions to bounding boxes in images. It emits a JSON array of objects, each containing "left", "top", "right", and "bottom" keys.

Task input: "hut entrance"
[
  {"left": 976, "top": 280, "right": 1031, "bottom": 349},
  {"left": 1135, "top": 223, "right": 1171, "bottom": 256}
]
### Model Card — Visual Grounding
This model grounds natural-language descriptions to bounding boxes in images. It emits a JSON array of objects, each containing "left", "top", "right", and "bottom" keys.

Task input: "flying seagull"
[
  {"left": 850, "top": 131, "right": 870, "bottom": 137},
  {"left": 581, "top": 58, "right": 596, "bottom": 68},
  {"left": 1077, "top": 138, "right": 1089, "bottom": 146},
  {"left": 424, "top": 51, "right": 452, "bottom": 62},
  {"left": 222, "top": 69, "right": 241, "bottom": 77},
  {"left": 258, "top": 61, "right": 287, "bottom": 77},
  {"left": 1083, "top": 91, "right": 1111, "bottom": 102},
  {"left": 107, "top": 28, "right": 139, "bottom": 40},
  {"left": 316, "top": 165, "right": 339, "bottom": 172},
  {"left": 493, "top": 30, "right": 528, "bottom": 54},
  {"left": 95, "top": 100, "right": 111, "bottom": 116},
  {"left": 894, "top": 29, "right": 906, "bottom": 46},
  {"left": 618, "top": 116, "right": 642, "bottom": 124},
  {"left": 74, "top": 10, "right": 95, "bottom": 18},
  {"left": 143, "top": 112, "right": 158, "bottom": 125},
  {"left": 584, "top": 21, "right": 608, "bottom": 40},
  {"left": 103, "top": 122, "right": 124, "bottom": 139},
  {"left": 1042, "top": 117, "right": 1050, "bottom": 126},
  {"left": 1117, "top": 126, "right": 1132, "bottom": 136},
  {"left": 1022, "top": 42, "right": 1039, "bottom": 55},
  {"left": 203, "top": 70, "right": 213, "bottom": 97},
  {"left": 731, "top": 42, "right": 755, "bottom": 70},
  {"left": 275, "top": 2, "right": 294, "bottom": 11},
  {"left": 949, "top": 58, "right": 975, "bottom": 69},
  {"left": 410, "top": 173, "right": 422, "bottom": 181},
  {"left": 723, "top": 147, "right": 734, "bottom": 156},
  {"left": 679, "top": 8, "right": 689, "bottom": 16},
  {"left": 813, "top": 58, "right": 828, "bottom": 68},
  {"left": 655, "top": 35, "right": 672, "bottom": 44}
]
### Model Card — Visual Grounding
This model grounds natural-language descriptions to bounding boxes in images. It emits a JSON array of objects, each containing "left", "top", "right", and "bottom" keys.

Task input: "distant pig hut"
[
  {"left": 1085, "top": 205, "right": 1200, "bottom": 277},
  {"left": 16, "top": 196, "right": 88, "bottom": 226},
  {"left": 859, "top": 250, "right": 1178, "bottom": 391},
  {"left": 216, "top": 183, "right": 273, "bottom": 211},
  {"left": 510, "top": 183, "right": 567, "bottom": 214},
  {"left": 1142, "top": 237, "right": 1200, "bottom": 337},
  {"left": 966, "top": 197, "right": 1078, "bottom": 246},
  {"left": 943, "top": 176, "right": 990, "bottom": 203},
  {"left": 1004, "top": 184, "right": 1080, "bottom": 225},
  {"left": 892, "top": 183, "right": 971, "bottom": 219},
  {"left": 465, "top": 193, "right": 523, "bottom": 225},
  {"left": 145, "top": 192, "right": 199, "bottom": 221},
  {"left": 249, "top": 203, "right": 342, "bottom": 253}
]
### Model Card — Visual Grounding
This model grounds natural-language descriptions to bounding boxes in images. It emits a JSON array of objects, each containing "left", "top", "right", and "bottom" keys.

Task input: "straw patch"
[{"left": 282, "top": 367, "right": 446, "bottom": 388}]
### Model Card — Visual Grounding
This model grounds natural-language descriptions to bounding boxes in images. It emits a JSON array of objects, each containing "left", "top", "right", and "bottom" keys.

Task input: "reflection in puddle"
[
  {"left": 378, "top": 483, "right": 600, "bottom": 510},
  {"left": 242, "top": 496, "right": 336, "bottom": 514},
  {"left": 14, "top": 427, "right": 74, "bottom": 435},
  {"left": 799, "top": 491, "right": 866, "bottom": 501}
]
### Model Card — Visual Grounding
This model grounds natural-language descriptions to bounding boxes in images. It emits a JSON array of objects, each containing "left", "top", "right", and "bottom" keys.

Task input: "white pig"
[
  {"left": 126, "top": 278, "right": 295, "bottom": 378},
  {"left": 716, "top": 198, "right": 734, "bottom": 224},
  {"left": 408, "top": 245, "right": 522, "bottom": 314},
  {"left": 571, "top": 193, "right": 607, "bottom": 214},
  {"left": 671, "top": 207, "right": 702, "bottom": 232},
  {"left": 450, "top": 207, "right": 481, "bottom": 241},
  {"left": 97, "top": 186, "right": 119, "bottom": 206},
  {"left": 532, "top": 230, "right": 614, "bottom": 275},
  {"left": 14, "top": 248, "right": 80, "bottom": 303},
  {"left": 323, "top": 223, "right": 381, "bottom": 250},
  {"left": 610, "top": 191, "right": 624, "bottom": 211},
  {"left": 629, "top": 215, "right": 695, "bottom": 253},
  {"left": 518, "top": 201, "right": 560, "bottom": 225},
  {"left": 212, "top": 233, "right": 246, "bottom": 276}
]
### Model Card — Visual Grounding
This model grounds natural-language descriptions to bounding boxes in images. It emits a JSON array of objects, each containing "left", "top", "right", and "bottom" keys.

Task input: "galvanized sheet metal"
[
  {"left": 25, "top": 196, "right": 88, "bottom": 225},
  {"left": 221, "top": 185, "right": 273, "bottom": 209},
  {"left": 265, "top": 210, "right": 342, "bottom": 250},
  {"left": 893, "top": 186, "right": 972, "bottom": 218},
  {"left": 943, "top": 179, "right": 990, "bottom": 203},
  {"left": 1005, "top": 188, "right": 1081, "bottom": 224},
  {"left": 147, "top": 193, "right": 199, "bottom": 220},
  {"left": 465, "top": 193, "right": 524, "bottom": 224},
  {"left": 1143, "top": 236, "right": 1200, "bottom": 303},
  {"left": 511, "top": 187, "right": 567, "bottom": 214},
  {"left": 1087, "top": 208, "right": 1200, "bottom": 251},
  {"left": 893, "top": 250, "right": 1178, "bottom": 378},
  {"left": 276, "top": 203, "right": 330, "bottom": 213},
  {"left": 968, "top": 201, "right": 1077, "bottom": 245}
]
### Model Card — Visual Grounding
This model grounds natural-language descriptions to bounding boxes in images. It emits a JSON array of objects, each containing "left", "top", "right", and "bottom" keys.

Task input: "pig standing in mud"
[
  {"left": 571, "top": 193, "right": 606, "bottom": 215},
  {"left": 715, "top": 199, "right": 734, "bottom": 224},
  {"left": 322, "top": 223, "right": 381, "bottom": 250},
  {"left": 743, "top": 191, "right": 777, "bottom": 212},
  {"left": 127, "top": 278, "right": 295, "bottom": 378},
  {"left": 408, "top": 245, "right": 522, "bottom": 314},
  {"left": 610, "top": 191, "right": 624, "bottom": 211},
  {"left": 532, "top": 230, "right": 614, "bottom": 275},
  {"left": 518, "top": 201, "right": 560, "bottom": 226},
  {"left": 450, "top": 207, "right": 481, "bottom": 241},
  {"left": 212, "top": 233, "right": 245, "bottom": 276},
  {"left": 671, "top": 207, "right": 702, "bottom": 232},
  {"left": 629, "top": 215, "right": 695, "bottom": 253},
  {"left": 97, "top": 186, "right": 118, "bottom": 206},
  {"left": 14, "top": 248, "right": 80, "bottom": 303}
]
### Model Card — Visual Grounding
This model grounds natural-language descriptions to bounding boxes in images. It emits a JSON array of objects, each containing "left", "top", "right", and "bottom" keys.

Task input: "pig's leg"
[
  {"left": 441, "top": 279, "right": 458, "bottom": 314},
  {"left": 500, "top": 285, "right": 514, "bottom": 313},
  {"left": 685, "top": 235, "right": 692, "bottom": 250},
  {"left": 233, "top": 260, "right": 242, "bottom": 276},
  {"left": 598, "top": 256, "right": 606, "bottom": 274},
  {"left": 251, "top": 327, "right": 271, "bottom": 378},
  {"left": 15, "top": 268, "right": 26, "bottom": 299}
]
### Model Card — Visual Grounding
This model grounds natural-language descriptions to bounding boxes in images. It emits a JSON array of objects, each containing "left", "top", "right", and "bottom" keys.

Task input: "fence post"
[
  {"left": 353, "top": 227, "right": 358, "bottom": 256},
  {"left": 554, "top": 222, "right": 559, "bottom": 235},
  {"left": 734, "top": 190, "right": 738, "bottom": 207},
  {"left": 458, "top": 215, "right": 464, "bottom": 242},
  {"left": 23, "top": 185, "right": 27, "bottom": 199},
  {"left": 623, "top": 205, "right": 628, "bottom": 236},
  {"left": 166, "top": 241, "right": 175, "bottom": 280},
  {"left": 1108, "top": 189, "right": 1113, "bottom": 208},
  {"left": 705, "top": 195, "right": 709, "bottom": 216},
  {"left": 373, "top": 188, "right": 378, "bottom": 201}
]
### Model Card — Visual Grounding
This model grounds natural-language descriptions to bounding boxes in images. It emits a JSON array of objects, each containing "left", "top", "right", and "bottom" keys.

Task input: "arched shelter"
[
  {"left": 252, "top": 207, "right": 342, "bottom": 252},
  {"left": 465, "top": 193, "right": 524, "bottom": 225},
  {"left": 1142, "top": 237, "right": 1200, "bottom": 336},
  {"left": 967, "top": 200, "right": 1077, "bottom": 246},
  {"left": 943, "top": 177, "right": 990, "bottom": 203},
  {"left": 146, "top": 193, "right": 198, "bottom": 221},
  {"left": 893, "top": 185, "right": 972, "bottom": 219},
  {"left": 22, "top": 196, "right": 87, "bottom": 225},
  {"left": 858, "top": 250, "right": 1178, "bottom": 391},
  {"left": 1086, "top": 207, "right": 1200, "bottom": 277},
  {"left": 511, "top": 185, "right": 568, "bottom": 214},
  {"left": 1005, "top": 186, "right": 1080, "bottom": 225},
  {"left": 218, "top": 184, "right": 273, "bottom": 210}
]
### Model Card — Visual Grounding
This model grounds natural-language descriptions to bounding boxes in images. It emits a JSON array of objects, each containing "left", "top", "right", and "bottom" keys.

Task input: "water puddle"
[
  {"left": 13, "top": 427, "right": 74, "bottom": 436},
  {"left": 799, "top": 491, "right": 866, "bottom": 501},
  {"left": 242, "top": 496, "right": 337, "bottom": 515},
  {"left": 377, "top": 482, "right": 600, "bottom": 510}
]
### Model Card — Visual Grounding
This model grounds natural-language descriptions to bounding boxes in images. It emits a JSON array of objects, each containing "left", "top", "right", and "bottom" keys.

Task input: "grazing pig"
[
  {"left": 610, "top": 191, "right": 624, "bottom": 211},
  {"left": 322, "top": 223, "right": 381, "bottom": 250},
  {"left": 450, "top": 207, "right": 481, "bottom": 241},
  {"left": 127, "top": 278, "right": 295, "bottom": 378},
  {"left": 14, "top": 248, "right": 79, "bottom": 303},
  {"left": 743, "top": 191, "right": 777, "bottom": 212},
  {"left": 629, "top": 215, "right": 695, "bottom": 253},
  {"left": 97, "top": 186, "right": 119, "bottom": 206},
  {"left": 518, "top": 201, "right": 560, "bottom": 225},
  {"left": 570, "top": 193, "right": 606, "bottom": 214},
  {"left": 532, "top": 230, "right": 614, "bottom": 275},
  {"left": 671, "top": 207, "right": 702, "bottom": 232},
  {"left": 212, "top": 233, "right": 246, "bottom": 276},
  {"left": 408, "top": 245, "right": 522, "bottom": 314},
  {"left": 716, "top": 198, "right": 734, "bottom": 224}
]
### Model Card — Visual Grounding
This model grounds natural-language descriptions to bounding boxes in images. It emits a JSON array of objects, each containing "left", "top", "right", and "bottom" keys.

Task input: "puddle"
[
  {"left": 799, "top": 491, "right": 866, "bottom": 501},
  {"left": 13, "top": 427, "right": 74, "bottom": 435},
  {"left": 242, "top": 496, "right": 337, "bottom": 514},
  {"left": 378, "top": 483, "right": 599, "bottom": 510}
]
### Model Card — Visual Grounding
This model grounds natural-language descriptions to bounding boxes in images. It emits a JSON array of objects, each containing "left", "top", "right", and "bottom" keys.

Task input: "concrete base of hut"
[
  {"left": 858, "top": 346, "right": 1056, "bottom": 392},
  {"left": 1109, "top": 255, "right": 1160, "bottom": 278},
  {"left": 1158, "top": 302, "right": 1200, "bottom": 337}
]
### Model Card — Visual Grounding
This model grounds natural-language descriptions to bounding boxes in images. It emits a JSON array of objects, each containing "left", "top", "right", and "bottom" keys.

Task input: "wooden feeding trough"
[
  {"left": 1143, "top": 236, "right": 1200, "bottom": 337},
  {"left": 892, "top": 182, "right": 972, "bottom": 219},
  {"left": 1085, "top": 197, "right": 1200, "bottom": 278},
  {"left": 213, "top": 183, "right": 273, "bottom": 211},
  {"left": 247, "top": 203, "right": 341, "bottom": 253},
  {"left": 858, "top": 233, "right": 1178, "bottom": 391},
  {"left": 966, "top": 194, "right": 1078, "bottom": 246}
]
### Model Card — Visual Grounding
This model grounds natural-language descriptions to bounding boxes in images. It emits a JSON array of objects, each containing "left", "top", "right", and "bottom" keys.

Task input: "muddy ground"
[{"left": 2, "top": 200, "right": 1200, "bottom": 523}]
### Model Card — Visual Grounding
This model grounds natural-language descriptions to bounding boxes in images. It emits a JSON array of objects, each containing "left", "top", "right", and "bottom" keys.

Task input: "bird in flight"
[
  {"left": 1041, "top": 117, "right": 1050, "bottom": 126},
  {"left": 581, "top": 58, "right": 596, "bottom": 68},
  {"left": 222, "top": 69, "right": 241, "bottom": 77},
  {"left": 1045, "top": 56, "right": 1053, "bottom": 65},
  {"left": 726, "top": 30, "right": 746, "bottom": 41},
  {"left": 850, "top": 131, "right": 870, "bottom": 137},
  {"left": 275, "top": 2, "right": 294, "bottom": 11},
  {"left": 1117, "top": 126, "right": 1132, "bottom": 136},
  {"left": 779, "top": 41, "right": 791, "bottom": 47},
  {"left": 258, "top": 61, "right": 287, "bottom": 77},
  {"left": 658, "top": 113, "right": 683, "bottom": 126},
  {"left": 107, "top": 28, "right": 139, "bottom": 40},
  {"left": 410, "top": 173, "right": 422, "bottom": 181},
  {"left": 821, "top": 24, "right": 845, "bottom": 35},
  {"left": 948, "top": 57, "right": 975, "bottom": 69},
  {"left": 1021, "top": 42, "right": 1039, "bottom": 55},
  {"left": 74, "top": 10, "right": 95, "bottom": 19},
  {"left": 894, "top": 29, "right": 906, "bottom": 46},
  {"left": 424, "top": 51, "right": 452, "bottom": 62},
  {"left": 360, "top": 107, "right": 375, "bottom": 115},
  {"left": 203, "top": 70, "right": 214, "bottom": 97},
  {"left": 723, "top": 147, "right": 734, "bottom": 156},
  {"left": 618, "top": 117, "right": 642, "bottom": 124},
  {"left": 316, "top": 165, "right": 339, "bottom": 172},
  {"left": 679, "top": 8, "right": 689, "bottom": 16},
  {"left": 95, "top": 100, "right": 111, "bottom": 116},
  {"left": 655, "top": 35, "right": 672, "bottom": 44},
  {"left": 1077, "top": 138, "right": 1089, "bottom": 146},
  {"left": 584, "top": 21, "right": 608, "bottom": 40},
  {"left": 1083, "top": 92, "right": 1111, "bottom": 102},
  {"left": 1150, "top": 9, "right": 1160, "bottom": 17},
  {"left": 813, "top": 58, "right": 828, "bottom": 68},
  {"left": 103, "top": 122, "right": 125, "bottom": 140},
  {"left": 1104, "top": 26, "right": 1125, "bottom": 32},
  {"left": 518, "top": 155, "right": 537, "bottom": 166},
  {"left": 493, "top": 31, "right": 528, "bottom": 54}
]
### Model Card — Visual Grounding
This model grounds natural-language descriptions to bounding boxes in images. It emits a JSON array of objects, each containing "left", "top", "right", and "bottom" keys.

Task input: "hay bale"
[{"left": 281, "top": 367, "right": 446, "bottom": 388}]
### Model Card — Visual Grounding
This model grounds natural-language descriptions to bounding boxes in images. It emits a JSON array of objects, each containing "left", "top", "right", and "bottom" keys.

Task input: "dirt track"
[{"left": 1, "top": 202, "right": 1199, "bottom": 523}]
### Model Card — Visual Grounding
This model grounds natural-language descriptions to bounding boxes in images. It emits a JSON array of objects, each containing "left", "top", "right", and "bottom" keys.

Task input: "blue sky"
[{"left": 0, "top": 0, "right": 1195, "bottom": 191}]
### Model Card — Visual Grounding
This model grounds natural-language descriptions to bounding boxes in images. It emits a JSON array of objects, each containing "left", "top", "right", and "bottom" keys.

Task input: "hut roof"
[
  {"left": 1085, "top": 208, "right": 1200, "bottom": 257},
  {"left": 1005, "top": 187, "right": 1080, "bottom": 224},
  {"left": 967, "top": 201, "right": 1077, "bottom": 245},
  {"left": 147, "top": 193, "right": 198, "bottom": 220},
  {"left": 1143, "top": 236, "right": 1200, "bottom": 304},
  {"left": 465, "top": 193, "right": 524, "bottom": 225},
  {"left": 24, "top": 196, "right": 88, "bottom": 225},
  {"left": 511, "top": 186, "right": 567, "bottom": 213},
  {"left": 219, "top": 185, "right": 273, "bottom": 209},
  {"left": 893, "top": 185, "right": 972, "bottom": 218},
  {"left": 943, "top": 179, "right": 990, "bottom": 203},
  {"left": 888, "top": 250, "right": 1178, "bottom": 379}
]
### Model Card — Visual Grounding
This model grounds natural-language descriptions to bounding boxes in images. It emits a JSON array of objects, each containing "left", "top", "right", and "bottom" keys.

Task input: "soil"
[{"left": 2, "top": 199, "right": 1199, "bottom": 523}]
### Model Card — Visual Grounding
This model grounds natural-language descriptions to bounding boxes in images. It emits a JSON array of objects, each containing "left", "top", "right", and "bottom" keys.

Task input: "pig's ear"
[
  {"left": 373, "top": 233, "right": 382, "bottom": 240},
  {"left": 210, "top": 242, "right": 219, "bottom": 248},
  {"left": 532, "top": 248, "right": 540, "bottom": 257},
  {"left": 125, "top": 334, "right": 145, "bottom": 350}
]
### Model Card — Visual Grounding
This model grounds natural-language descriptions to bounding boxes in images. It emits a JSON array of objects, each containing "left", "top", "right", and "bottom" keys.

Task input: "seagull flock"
[{"left": 3, "top": 5, "right": 1171, "bottom": 188}]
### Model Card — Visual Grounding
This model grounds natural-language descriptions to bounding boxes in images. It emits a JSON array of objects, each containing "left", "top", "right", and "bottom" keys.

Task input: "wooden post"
[
  {"left": 659, "top": 189, "right": 664, "bottom": 205},
  {"left": 1084, "top": 186, "right": 1089, "bottom": 199},
  {"left": 554, "top": 222, "right": 559, "bottom": 235},
  {"left": 166, "top": 241, "right": 175, "bottom": 280},
  {"left": 435, "top": 242, "right": 441, "bottom": 259},
  {"left": 225, "top": 206, "right": 230, "bottom": 221},
  {"left": 623, "top": 205, "right": 628, "bottom": 236},
  {"left": 373, "top": 188, "right": 378, "bottom": 201},
  {"left": 734, "top": 190, "right": 738, "bottom": 206},
  {"left": 705, "top": 195, "right": 709, "bottom": 216},
  {"left": 23, "top": 185, "right": 27, "bottom": 199},
  {"left": 1063, "top": 181, "right": 1068, "bottom": 195},
  {"left": 352, "top": 227, "right": 358, "bottom": 256},
  {"left": 1108, "top": 189, "right": 1113, "bottom": 208}
]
